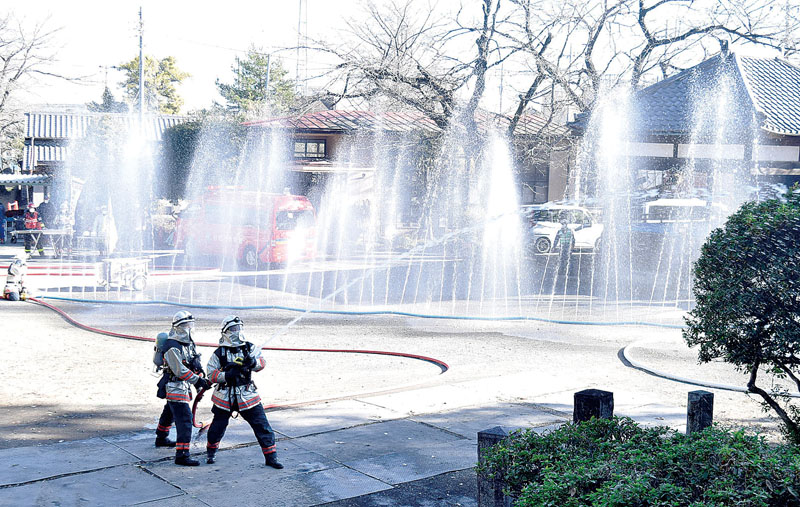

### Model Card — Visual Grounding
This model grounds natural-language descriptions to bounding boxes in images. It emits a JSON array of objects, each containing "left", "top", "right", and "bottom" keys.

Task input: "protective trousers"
[
  {"left": 156, "top": 401, "right": 193, "bottom": 452},
  {"left": 206, "top": 403, "right": 276, "bottom": 457},
  {"left": 24, "top": 235, "right": 44, "bottom": 256}
]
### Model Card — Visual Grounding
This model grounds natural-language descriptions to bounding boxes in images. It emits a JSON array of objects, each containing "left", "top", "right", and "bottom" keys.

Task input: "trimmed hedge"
[{"left": 480, "top": 417, "right": 800, "bottom": 506}]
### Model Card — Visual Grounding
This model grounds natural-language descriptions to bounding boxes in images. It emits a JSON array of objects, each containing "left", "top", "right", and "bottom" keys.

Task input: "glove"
[
  {"left": 223, "top": 363, "right": 242, "bottom": 385},
  {"left": 195, "top": 377, "right": 212, "bottom": 392},
  {"left": 243, "top": 355, "right": 257, "bottom": 370},
  {"left": 190, "top": 356, "right": 203, "bottom": 373}
]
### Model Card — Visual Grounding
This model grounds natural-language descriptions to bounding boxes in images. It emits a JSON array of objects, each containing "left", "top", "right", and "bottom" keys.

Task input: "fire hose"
[
  {"left": 26, "top": 298, "right": 450, "bottom": 431},
  {"left": 192, "top": 387, "right": 209, "bottom": 430}
]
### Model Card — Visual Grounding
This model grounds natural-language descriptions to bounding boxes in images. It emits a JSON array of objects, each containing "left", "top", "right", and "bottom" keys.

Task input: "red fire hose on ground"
[{"left": 26, "top": 298, "right": 450, "bottom": 430}]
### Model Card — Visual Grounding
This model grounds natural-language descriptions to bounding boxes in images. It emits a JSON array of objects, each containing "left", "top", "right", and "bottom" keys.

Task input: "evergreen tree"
[
  {"left": 118, "top": 55, "right": 189, "bottom": 114},
  {"left": 216, "top": 46, "right": 296, "bottom": 118},
  {"left": 87, "top": 87, "right": 129, "bottom": 113}
]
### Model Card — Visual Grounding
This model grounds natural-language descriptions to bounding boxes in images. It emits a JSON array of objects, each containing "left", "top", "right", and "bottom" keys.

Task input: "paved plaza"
[{"left": 0, "top": 244, "right": 781, "bottom": 506}]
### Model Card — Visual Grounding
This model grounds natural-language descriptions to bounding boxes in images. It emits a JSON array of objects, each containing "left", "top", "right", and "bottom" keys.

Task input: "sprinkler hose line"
[
  {"left": 29, "top": 298, "right": 781, "bottom": 407},
  {"left": 27, "top": 297, "right": 449, "bottom": 373},
  {"left": 38, "top": 295, "right": 686, "bottom": 329}
]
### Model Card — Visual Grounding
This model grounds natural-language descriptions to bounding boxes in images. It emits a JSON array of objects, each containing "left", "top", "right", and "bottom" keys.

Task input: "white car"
[{"left": 522, "top": 203, "right": 604, "bottom": 254}]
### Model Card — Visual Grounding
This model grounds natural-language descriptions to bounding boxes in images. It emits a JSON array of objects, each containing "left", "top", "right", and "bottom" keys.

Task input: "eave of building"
[{"left": 282, "top": 159, "right": 376, "bottom": 173}]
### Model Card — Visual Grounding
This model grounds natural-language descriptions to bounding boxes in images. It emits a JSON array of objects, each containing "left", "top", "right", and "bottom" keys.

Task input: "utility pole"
[
  {"left": 782, "top": 0, "right": 791, "bottom": 58},
  {"left": 296, "top": 0, "right": 302, "bottom": 95},
  {"left": 265, "top": 54, "right": 272, "bottom": 102},
  {"left": 138, "top": 7, "right": 144, "bottom": 125}
]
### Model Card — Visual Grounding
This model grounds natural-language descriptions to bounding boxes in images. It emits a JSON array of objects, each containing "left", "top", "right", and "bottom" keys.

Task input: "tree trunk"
[{"left": 748, "top": 361, "right": 800, "bottom": 443}]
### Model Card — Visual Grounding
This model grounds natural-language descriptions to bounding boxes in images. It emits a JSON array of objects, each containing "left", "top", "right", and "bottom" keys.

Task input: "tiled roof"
[
  {"left": 245, "top": 110, "right": 567, "bottom": 137},
  {"left": 574, "top": 53, "right": 800, "bottom": 138},
  {"left": 25, "top": 112, "right": 189, "bottom": 141},
  {"left": 245, "top": 110, "right": 440, "bottom": 133},
  {"left": 736, "top": 56, "right": 800, "bottom": 136},
  {"left": 0, "top": 174, "right": 53, "bottom": 186},
  {"left": 628, "top": 53, "right": 755, "bottom": 138},
  {"left": 23, "top": 144, "right": 67, "bottom": 168}
]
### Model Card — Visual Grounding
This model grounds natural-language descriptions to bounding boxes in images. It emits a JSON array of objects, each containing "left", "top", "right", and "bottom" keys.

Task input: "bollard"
[
  {"left": 477, "top": 426, "right": 514, "bottom": 507},
  {"left": 573, "top": 389, "right": 614, "bottom": 423},
  {"left": 687, "top": 390, "right": 714, "bottom": 434}
]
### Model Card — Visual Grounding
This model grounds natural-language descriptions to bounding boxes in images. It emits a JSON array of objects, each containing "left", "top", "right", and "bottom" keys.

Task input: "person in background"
[
  {"left": 91, "top": 205, "right": 117, "bottom": 257},
  {"left": 23, "top": 203, "right": 43, "bottom": 256},
  {"left": 55, "top": 203, "right": 73, "bottom": 231},
  {"left": 36, "top": 195, "right": 55, "bottom": 228}
]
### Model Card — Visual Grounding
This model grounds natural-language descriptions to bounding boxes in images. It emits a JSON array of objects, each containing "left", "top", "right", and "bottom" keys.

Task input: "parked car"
[
  {"left": 521, "top": 203, "right": 604, "bottom": 254},
  {"left": 635, "top": 197, "right": 729, "bottom": 237},
  {"left": 642, "top": 198, "right": 711, "bottom": 223}
]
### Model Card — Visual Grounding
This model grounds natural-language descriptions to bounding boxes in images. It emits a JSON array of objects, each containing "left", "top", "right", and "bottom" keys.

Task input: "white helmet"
[
  {"left": 220, "top": 315, "right": 245, "bottom": 347},
  {"left": 221, "top": 315, "right": 243, "bottom": 334},
  {"left": 172, "top": 310, "right": 195, "bottom": 328},
  {"left": 8, "top": 257, "right": 25, "bottom": 277}
]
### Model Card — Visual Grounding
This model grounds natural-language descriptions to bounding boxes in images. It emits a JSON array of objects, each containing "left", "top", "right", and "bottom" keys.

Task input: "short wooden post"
[
  {"left": 477, "top": 426, "right": 513, "bottom": 507},
  {"left": 687, "top": 390, "right": 714, "bottom": 434},
  {"left": 573, "top": 389, "right": 614, "bottom": 423}
]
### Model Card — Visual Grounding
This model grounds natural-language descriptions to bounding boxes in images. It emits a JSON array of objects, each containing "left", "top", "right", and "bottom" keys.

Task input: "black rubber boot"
[
  {"left": 264, "top": 454, "right": 284, "bottom": 469},
  {"left": 206, "top": 450, "right": 216, "bottom": 464},
  {"left": 155, "top": 436, "right": 176, "bottom": 448},
  {"left": 175, "top": 450, "right": 200, "bottom": 466}
]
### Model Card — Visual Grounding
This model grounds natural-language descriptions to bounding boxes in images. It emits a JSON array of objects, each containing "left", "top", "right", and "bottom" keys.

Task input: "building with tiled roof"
[
  {"left": 572, "top": 52, "right": 800, "bottom": 191},
  {"left": 3, "top": 111, "right": 189, "bottom": 210},
  {"left": 24, "top": 111, "right": 189, "bottom": 172},
  {"left": 245, "top": 109, "right": 569, "bottom": 205}
]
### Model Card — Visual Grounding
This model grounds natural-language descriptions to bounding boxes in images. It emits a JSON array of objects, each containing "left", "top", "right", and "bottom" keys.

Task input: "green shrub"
[
  {"left": 480, "top": 417, "right": 800, "bottom": 506},
  {"left": 683, "top": 188, "right": 800, "bottom": 442}
]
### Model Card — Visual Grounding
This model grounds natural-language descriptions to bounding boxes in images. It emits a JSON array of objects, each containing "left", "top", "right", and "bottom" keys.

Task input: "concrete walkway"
[
  {"left": 0, "top": 397, "right": 565, "bottom": 506},
  {"left": 0, "top": 375, "right": 705, "bottom": 507}
]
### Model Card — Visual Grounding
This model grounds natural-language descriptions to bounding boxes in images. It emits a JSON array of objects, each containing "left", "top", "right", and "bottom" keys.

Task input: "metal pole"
[
  {"left": 296, "top": 0, "right": 302, "bottom": 95},
  {"left": 139, "top": 7, "right": 144, "bottom": 125},
  {"left": 265, "top": 54, "right": 272, "bottom": 108}
]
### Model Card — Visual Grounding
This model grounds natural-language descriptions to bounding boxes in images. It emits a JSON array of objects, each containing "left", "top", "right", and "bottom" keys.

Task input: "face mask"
[
  {"left": 174, "top": 326, "right": 192, "bottom": 340},
  {"left": 229, "top": 330, "right": 245, "bottom": 344}
]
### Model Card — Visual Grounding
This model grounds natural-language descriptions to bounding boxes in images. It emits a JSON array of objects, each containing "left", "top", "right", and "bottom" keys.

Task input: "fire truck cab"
[{"left": 174, "top": 188, "right": 317, "bottom": 269}]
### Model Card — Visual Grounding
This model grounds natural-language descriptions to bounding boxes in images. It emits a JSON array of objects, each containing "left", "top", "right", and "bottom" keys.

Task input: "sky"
[
  {"left": 9, "top": 0, "right": 789, "bottom": 116},
  {"left": 12, "top": 0, "right": 351, "bottom": 112}
]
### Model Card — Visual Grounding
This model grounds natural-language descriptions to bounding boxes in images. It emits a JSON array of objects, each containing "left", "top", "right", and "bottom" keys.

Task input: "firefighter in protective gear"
[
  {"left": 23, "top": 204, "right": 44, "bottom": 256},
  {"left": 154, "top": 310, "right": 212, "bottom": 466},
  {"left": 3, "top": 254, "right": 29, "bottom": 301},
  {"left": 205, "top": 316, "right": 283, "bottom": 468}
]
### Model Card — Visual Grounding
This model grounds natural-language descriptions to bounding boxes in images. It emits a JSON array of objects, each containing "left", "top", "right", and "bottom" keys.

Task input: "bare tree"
[
  {"left": 0, "top": 14, "right": 60, "bottom": 167},
  {"left": 505, "top": 0, "right": 793, "bottom": 122},
  {"left": 313, "top": 0, "right": 513, "bottom": 133}
]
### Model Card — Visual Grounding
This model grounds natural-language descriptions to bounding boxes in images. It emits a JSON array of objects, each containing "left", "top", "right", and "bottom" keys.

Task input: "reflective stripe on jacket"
[
  {"left": 24, "top": 212, "right": 41, "bottom": 230},
  {"left": 163, "top": 340, "right": 203, "bottom": 404},
  {"left": 207, "top": 342, "right": 266, "bottom": 411}
]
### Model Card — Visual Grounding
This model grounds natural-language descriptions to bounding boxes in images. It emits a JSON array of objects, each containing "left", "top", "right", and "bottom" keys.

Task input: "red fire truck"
[{"left": 174, "top": 188, "right": 317, "bottom": 269}]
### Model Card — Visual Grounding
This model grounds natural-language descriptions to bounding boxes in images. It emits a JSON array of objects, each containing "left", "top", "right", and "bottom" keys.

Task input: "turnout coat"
[
  {"left": 207, "top": 342, "right": 266, "bottom": 412},
  {"left": 162, "top": 331, "right": 204, "bottom": 403}
]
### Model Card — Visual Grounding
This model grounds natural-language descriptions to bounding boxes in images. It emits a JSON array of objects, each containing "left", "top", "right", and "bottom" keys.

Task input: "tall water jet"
[
  {"left": 478, "top": 133, "right": 525, "bottom": 316},
  {"left": 574, "top": 85, "right": 636, "bottom": 315}
]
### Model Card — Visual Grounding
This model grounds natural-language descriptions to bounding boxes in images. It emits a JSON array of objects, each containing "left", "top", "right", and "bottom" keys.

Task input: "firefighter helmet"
[
  {"left": 172, "top": 310, "right": 195, "bottom": 329},
  {"left": 220, "top": 315, "right": 245, "bottom": 347},
  {"left": 221, "top": 315, "right": 243, "bottom": 334}
]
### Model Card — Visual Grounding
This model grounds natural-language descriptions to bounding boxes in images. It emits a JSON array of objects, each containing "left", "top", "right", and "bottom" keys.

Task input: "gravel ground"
[{"left": 0, "top": 290, "right": 784, "bottom": 449}]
